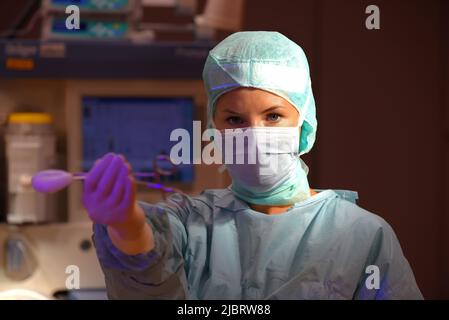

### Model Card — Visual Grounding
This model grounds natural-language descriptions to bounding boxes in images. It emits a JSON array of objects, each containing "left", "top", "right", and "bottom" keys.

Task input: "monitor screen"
[{"left": 82, "top": 96, "right": 194, "bottom": 183}]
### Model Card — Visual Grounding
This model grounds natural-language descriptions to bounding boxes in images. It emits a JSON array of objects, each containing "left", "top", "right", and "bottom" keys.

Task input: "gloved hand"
[{"left": 82, "top": 152, "right": 137, "bottom": 226}]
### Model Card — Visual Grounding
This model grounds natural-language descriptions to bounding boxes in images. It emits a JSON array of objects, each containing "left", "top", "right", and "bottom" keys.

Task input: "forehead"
[{"left": 215, "top": 88, "right": 297, "bottom": 113}]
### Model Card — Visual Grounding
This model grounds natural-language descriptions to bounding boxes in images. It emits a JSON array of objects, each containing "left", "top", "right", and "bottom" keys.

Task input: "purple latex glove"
[{"left": 83, "top": 153, "right": 136, "bottom": 225}]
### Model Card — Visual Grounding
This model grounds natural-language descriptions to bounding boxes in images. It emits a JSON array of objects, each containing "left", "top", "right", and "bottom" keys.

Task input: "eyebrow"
[
  {"left": 262, "top": 105, "right": 285, "bottom": 113},
  {"left": 222, "top": 105, "right": 285, "bottom": 114},
  {"left": 222, "top": 109, "right": 241, "bottom": 114}
]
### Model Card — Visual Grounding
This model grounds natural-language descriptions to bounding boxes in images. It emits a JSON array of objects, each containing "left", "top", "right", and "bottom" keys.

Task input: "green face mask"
[{"left": 218, "top": 126, "right": 311, "bottom": 205}]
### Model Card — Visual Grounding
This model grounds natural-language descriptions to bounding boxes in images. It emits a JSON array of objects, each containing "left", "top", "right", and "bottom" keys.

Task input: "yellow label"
[
  {"left": 6, "top": 58, "right": 34, "bottom": 71},
  {"left": 9, "top": 113, "right": 53, "bottom": 124}
]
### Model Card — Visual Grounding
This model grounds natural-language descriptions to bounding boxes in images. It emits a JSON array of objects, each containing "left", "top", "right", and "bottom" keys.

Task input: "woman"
[{"left": 86, "top": 31, "right": 422, "bottom": 299}]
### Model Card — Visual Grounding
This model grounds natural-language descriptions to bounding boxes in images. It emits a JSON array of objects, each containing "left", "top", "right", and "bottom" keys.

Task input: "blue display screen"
[
  {"left": 82, "top": 97, "right": 194, "bottom": 183},
  {"left": 53, "top": 19, "right": 88, "bottom": 32},
  {"left": 52, "top": 0, "right": 88, "bottom": 5},
  {"left": 51, "top": 0, "right": 129, "bottom": 10}
]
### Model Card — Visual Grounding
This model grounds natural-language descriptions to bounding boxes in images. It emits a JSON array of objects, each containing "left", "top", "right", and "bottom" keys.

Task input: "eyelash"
[
  {"left": 267, "top": 113, "right": 282, "bottom": 121},
  {"left": 226, "top": 116, "right": 244, "bottom": 125},
  {"left": 225, "top": 113, "right": 283, "bottom": 125}
]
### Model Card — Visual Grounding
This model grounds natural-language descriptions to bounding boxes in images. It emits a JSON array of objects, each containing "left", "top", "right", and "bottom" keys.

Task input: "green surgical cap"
[{"left": 202, "top": 31, "right": 317, "bottom": 155}]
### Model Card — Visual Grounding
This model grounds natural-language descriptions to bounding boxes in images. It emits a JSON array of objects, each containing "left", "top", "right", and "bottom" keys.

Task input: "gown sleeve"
[
  {"left": 92, "top": 193, "right": 193, "bottom": 299},
  {"left": 353, "top": 217, "right": 423, "bottom": 300}
]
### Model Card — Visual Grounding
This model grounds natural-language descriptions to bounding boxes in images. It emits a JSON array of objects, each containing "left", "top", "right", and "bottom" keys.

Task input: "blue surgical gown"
[{"left": 92, "top": 188, "right": 423, "bottom": 299}]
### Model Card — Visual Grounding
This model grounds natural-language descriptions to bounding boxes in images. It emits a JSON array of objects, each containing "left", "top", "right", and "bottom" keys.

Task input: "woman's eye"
[
  {"left": 267, "top": 113, "right": 281, "bottom": 122},
  {"left": 227, "top": 116, "right": 244, "bottom": 125}
]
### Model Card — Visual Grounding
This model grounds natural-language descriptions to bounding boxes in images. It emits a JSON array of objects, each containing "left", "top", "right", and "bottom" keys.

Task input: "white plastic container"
[{"left": 5, "top": 113, "right": 58, "bottom": 224}]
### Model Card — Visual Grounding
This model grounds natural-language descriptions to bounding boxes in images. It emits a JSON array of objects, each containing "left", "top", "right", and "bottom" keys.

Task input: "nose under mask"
[{"left": 216, "top": 126, "right": 311, "bottom": 205}]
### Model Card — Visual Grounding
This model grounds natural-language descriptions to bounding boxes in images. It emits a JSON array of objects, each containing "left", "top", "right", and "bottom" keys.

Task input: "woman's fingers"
[
  {"left": 83, "top": 152, "right": 140, "bottom": 225},
  {"left": 97, "top": 155, "right": 124, "bottom": 198},
  {"left": 118, "top": 175, "right": 135, "bottom": 215},
  {"left": 119, "top": 154, "right": 132, "bottom": 173},
  {"left": 109, "top": 165, "right": 128, "bottom": 207},
  {"left": 85, "top": 153, "right": 115, "bottom": 193}
]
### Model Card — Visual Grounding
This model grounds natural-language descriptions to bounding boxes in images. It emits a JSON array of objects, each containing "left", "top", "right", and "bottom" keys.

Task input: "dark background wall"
[{"left": 245, "top": 0, "right": 448, "bottom": 299}]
